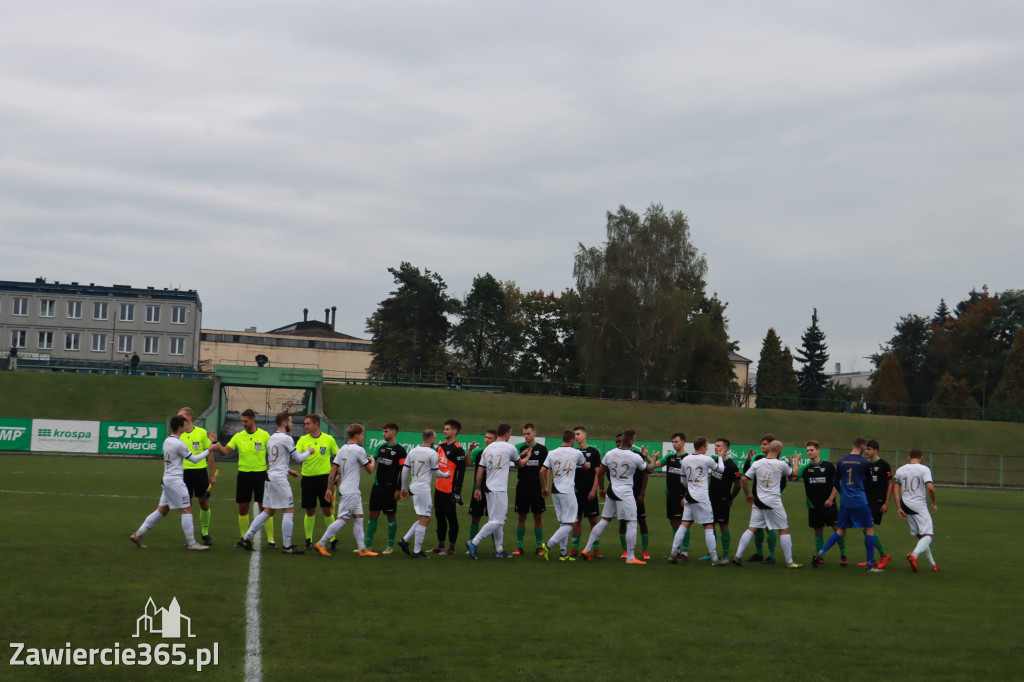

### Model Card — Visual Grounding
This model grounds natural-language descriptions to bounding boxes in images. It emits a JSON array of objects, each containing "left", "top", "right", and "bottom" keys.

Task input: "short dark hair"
[
  {"left": 573, "top": 426, "right": 587, "bottom": 434},
  {"left": 805, "top": 440, "right": 820, "bottom": 449},
  {"left": 621, "top": 430, "right": 636, "bottom": 446},
  {"left": 382, "top": 422, "right": 399, "bottom": 432},
  {"left": 523, "top": 423, "right": 536, "bottom": 431},
  {"left": 497, "top": 423, "right": 512, "bottom": 437},
  {"left": 760, "top": 433, "right": 775, "bottom": 444},
  {"left": 671, "top": 432, "right": 686, "bottom": 442},
  {"left": 305, "top": 414, "right": 321, "bottom": 425},
  {"left": 485, "top": 429, "right": 497, "bottom": 437},
  {"left": 716, "top": 438, "right": 731, "bottom": 448},
  {"left": 444, "top": 419, "right": 461, "bottom": 433},
  {"left": 908, "top": 448, "right": 923, "bottom": 460},
  {"left": 275, "top": 412, "right": 290, "bottom": 427},
  {"left": 346, "top": 423, "right": 364, "bottom": 439},
  {"left": 693, "top": 436, "right": 708, "bottom": 450},
  {"left": 852, "top": 436, "right": 867, "bottom": 448},
  {"left": 170, "top": 415, "right": 186, "bottom": 432},
  {"left": 562, "top": 430, "right": 574, "bottom": 444},
  {"left": 242, "top": 408, "right": 256, "bottom": 419},
  {"left": 866, "top": 439, "right": 880, "bottom": 450}
]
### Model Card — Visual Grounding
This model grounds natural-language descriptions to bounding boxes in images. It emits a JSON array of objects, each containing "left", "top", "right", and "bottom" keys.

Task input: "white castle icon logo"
[{"left": 133, "top": 597, "right": 196, "bottom": 639}]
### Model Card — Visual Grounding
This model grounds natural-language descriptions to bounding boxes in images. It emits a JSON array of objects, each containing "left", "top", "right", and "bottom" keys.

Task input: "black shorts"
[
  {"left": 808, "top": 505, "right": 839, "bottom": 529},
  {"left": 636, "top": 500, "right": 646, "bottom": 520},
  {"left": 468, "top": 492, "right": 487, "bottom": 518},
  {"left": 577, "top": 491, "right": 600, "bottom": 519},
  {"left": 434, "top": 490, "right": 455, "bottom": 515},
  {"left": 369, "top": 484, "right": 398, "bottom": 515},
  {"left": 236, "top": 471, "right": 266, "bottom": 505},
  {"left": 301, "top": 474, "right": 331, "bottom": 509},
  {"left": 666, "top": 493, "right": 684, "bottom": 520},
  {"left": 514, "top": 487, "right": 546, "bottom": 514},
  {"left": 711, "top": 498, "right": 732, "bottom": 524},
  {"left": 182, "top": 468, "right": 209, "bottom": 499},
  {"left": 869, "top": 500, "right": 886, "bottom": 525}
]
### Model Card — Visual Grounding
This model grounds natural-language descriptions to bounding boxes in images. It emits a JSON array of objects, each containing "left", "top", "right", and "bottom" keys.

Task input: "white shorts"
[
  {"left": 485, "top": 491, "right": 508, "bottom": 524},
  {"left": 159, "top": 476, "right": 191, "bottom": 510},
  {"left": 601, "top": 495, "right": 637, "bottom": 522},
  {"left": 552, "top": 492, "right": 578, "bottom": 525},
  {"left": 335, "top": 492, "right": 364, "bottom": 519},
  {"left": 412, "top": 491, "right": 432, "bottom": 517},
  {"left": 904, "top": 507, "right": 934, "bottom": 536},
  {"left": 748, "top": 505, "right": 789, "bottom": 531},
  {"left": 682, "top": 497, "right": 714, "bottom": 525},
  {"left": 263, "top": 477, "right": 294, "bottom": 510}
]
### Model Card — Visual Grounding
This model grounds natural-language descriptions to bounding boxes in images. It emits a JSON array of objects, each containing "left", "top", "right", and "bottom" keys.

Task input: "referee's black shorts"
[
  {"left": 183, "top": 468, "right": 209, "bottom": 499},
  {"left": 301, "top": 474, "right": 331, "bottom": 509},
  {"left": 236, "top": 471, "right": 266, "bottom": 505}
]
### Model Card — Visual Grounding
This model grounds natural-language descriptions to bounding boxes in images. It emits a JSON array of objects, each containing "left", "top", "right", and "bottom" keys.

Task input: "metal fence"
[{"left": 857, "top": 449, "right": 1024, "bottom": 488}]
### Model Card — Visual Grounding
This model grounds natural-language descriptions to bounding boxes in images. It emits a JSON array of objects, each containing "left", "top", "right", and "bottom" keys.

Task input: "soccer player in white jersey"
[
  {"left": 130, "top": 415, "right": 212, "bottom": 551},
  {"left": 466, "top": 423, "right": 528, "bottom": 559},
  {"left": 732, "top": 440, "right": 802, "bottom": 569},
  {"left": 314, "top": 423, "right": 378, "bottom": 557},
  {"left": 540, "top": 430, "right": 589, "bottom": 561},
  {"left": 581, "top": 429, "right": 648, "bottom": 565},
  {"left": 235, "top": 412, "right": 311, "bottom": 554},
  {"left": 668, "top": 436, "right": 728, "bottom": 566},
  {"left": 397, "top": 429, "right": 451, "bottom": 558},
  {"left": 894, "top": 448, "right": 939, "bottom": 573}
]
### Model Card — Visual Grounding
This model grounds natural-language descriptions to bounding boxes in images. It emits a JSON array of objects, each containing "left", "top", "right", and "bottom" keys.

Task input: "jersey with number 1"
[
  {"left": 333, "top": 443, "right": 370, "bottom": 495},
  {"left": 405, "top": 446, "right": 440, "bottom": 495}
]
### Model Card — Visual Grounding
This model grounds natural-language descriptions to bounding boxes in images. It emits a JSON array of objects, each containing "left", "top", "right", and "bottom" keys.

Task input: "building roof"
[
  {"left": 0, "top": 279, "right": 201, "bottom": 307},
  {"left": 729, "top": 350, "right": 752, "bottom": 364},
  {"left": 265, "top": 319, "right": 364, "bottom": 341}
]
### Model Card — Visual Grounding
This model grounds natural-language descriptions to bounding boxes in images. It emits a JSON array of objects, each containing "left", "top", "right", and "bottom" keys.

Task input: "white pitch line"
[
  {"left": 0, "top": 489, "right": 150, "bottom": 499},
  {"left": 244, "top": 532, "right": 263, "bottom": 682}
]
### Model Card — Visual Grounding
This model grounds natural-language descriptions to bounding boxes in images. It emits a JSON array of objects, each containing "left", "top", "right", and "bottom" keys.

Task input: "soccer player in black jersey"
[
  {"left": 466, "top": 430, "right": 496, "bottom": 552},
  {"left": 707, "top": 438, "right": 742, "bottom": 561},
  {"left": 796, "top": 440, "right": 846, "bottom": 565},
  {"left": 863, "top": 439, "right": 894, "bottom": 568},
  {"left": 366, "top": 423, "right": 406, "bottom": 553},
  {"left": 431, "top": 419, "right": 467, "bottom": 554},
  {"left": 650, "top": 433, "right": 687, "bottom": 555},
  {"left": 571, "top": 426, "right": 603, "bottom": 557},
  {"left": 514, "top": 423, "right": 548, "bottom": 555}
]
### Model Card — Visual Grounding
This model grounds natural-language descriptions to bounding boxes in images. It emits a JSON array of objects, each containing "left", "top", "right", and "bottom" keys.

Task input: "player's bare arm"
[
  {"left": 927, "top": 482, "right": 937, "bottom": 512},
  {"left": 741, "top": 476, "right": 753, "bottom": 506}
]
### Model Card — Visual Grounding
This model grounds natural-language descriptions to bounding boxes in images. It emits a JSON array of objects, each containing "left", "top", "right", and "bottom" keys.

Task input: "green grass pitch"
[{"left": 1, "top": 453, "right": 1022, "bottom": 680}]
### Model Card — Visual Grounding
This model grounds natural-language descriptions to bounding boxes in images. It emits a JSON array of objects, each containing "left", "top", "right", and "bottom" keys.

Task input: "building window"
[
  {"left": 144, "top": 336, "right": 159, "bottom": 354},
  {"left": 11, "top": 330, "right": 26, "bottom": 347},
  {"left": 92, "top": 334, "right": 107, "bottom": 352},
  {"left": 67, "top": 300, "right": 82, "bottom": 319},
  {"left": 40, "top": 299, "right": 56, "bottom": 317},
  {"left": 38, "top": 331, "right": 53, "bottom": 349},
  {"left": 119, "top": 303, "right": 135, "bottom": 322},
  {"left": 65, "top": 332, "right": 81, "bottom": 351},
  {"left": 93, "top": 302, "right": 108, "bottom": 320},
  {"left": 169, "top": 337, "right": 185, "bottom": 356},
  {"left": 171, "top": 306, "right": 187, "bottom": 324},
  {"left": 118, "top": 335, "right": 133, "bottom": 353},
  {"left": 13, "top": 298, "right": 28, "bottom": 316},
  {"left": 146, "top": 305, "right": 160, "bottom": 323}
]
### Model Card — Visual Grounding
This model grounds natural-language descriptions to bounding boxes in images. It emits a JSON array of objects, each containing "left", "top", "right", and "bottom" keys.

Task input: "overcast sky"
[{"left": 2, "top": 1, "right": 1022, "bottom": 375}]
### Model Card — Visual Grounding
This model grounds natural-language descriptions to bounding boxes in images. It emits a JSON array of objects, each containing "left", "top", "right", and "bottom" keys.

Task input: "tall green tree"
[
  {"left": 511, "top": 288, "right": 581, "bottom": 387},
  {"left": 573, "top": 203, "right": 715, "bottom": 392},
  {"left": 926, "top": 372, "right": 981, "bottom": 420},
  {"left": 867, "top": 352, "right": 910, "bottom": 415},
  {"left": 795, "top": 308, "right": 830, "bottom": 409},
  {"left": 449, "top": 273, "right": 520, "bottom": 378},
  {"left": 872, "top": 313, "right": 933, "bottom": 405},
  {"left": 755, "top": 328, "right": 799, "bottom": 410},
  {"left": 991, "top": 327, "right": 1024, "bottom": 420},
  {"left": 366, "top": 262, "right": 457, "bottom": 379},
  {"left": 684, "top": 294, "right": 737, "bottom": 404}
]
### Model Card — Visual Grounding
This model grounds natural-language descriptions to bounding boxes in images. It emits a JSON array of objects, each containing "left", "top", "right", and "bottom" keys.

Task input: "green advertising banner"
[
  {"left": 101, "top": 422, "right": 166, "bottom": 455},
  {"left": 0, "top": 417, "right": 32, "bottom": 451}
]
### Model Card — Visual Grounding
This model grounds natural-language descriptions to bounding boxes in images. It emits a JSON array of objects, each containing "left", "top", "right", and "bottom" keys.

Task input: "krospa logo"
[{"left": 8, "top": 598, "right": 219, "bottom": 671}]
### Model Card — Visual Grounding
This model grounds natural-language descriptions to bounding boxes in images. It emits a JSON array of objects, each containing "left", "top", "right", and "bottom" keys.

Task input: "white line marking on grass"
[
  {"left": 244, "top": 532, "right": 263, "bottom": 682},
  {"left": 0, "top": 489, "right": 149, "bottom": 499}
]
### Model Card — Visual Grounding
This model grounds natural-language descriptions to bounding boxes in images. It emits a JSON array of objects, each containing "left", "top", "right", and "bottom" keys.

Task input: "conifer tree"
[
  {"left": 867, "top": 352, "right": 910, "bottom": 415},
  {"left": 795, "top": 308, "right": 830, "bottom": 409},
  {"left": 756, "top": 328, "right": 799, "bottom": 409},
  {"left": 926, "top": 372, "right": 981, "bottom": 420}
]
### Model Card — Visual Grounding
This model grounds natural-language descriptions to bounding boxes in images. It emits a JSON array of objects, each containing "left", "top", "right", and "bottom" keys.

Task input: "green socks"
[
  {"left": 873, "top": 534, "right": 885, "bottom": 557},
  {"left": 722, "top": 529, "right": 731, "bottom": 557},
  {"left": 387, "top": 519, "right": 397, "bottom": 547},
  {"left": 304, "top": 514, "right": 315, "bottom": 541},
  {"left": 753, "top": 528, "right": 764, "bottom": 553},
  {"left": 767, "top": 529, "right": 777, "bottom": 559},
  {"left": 366, "top": 517, "right": 379, "bottom": 546},
  {"left": 641, "top": 533, "right": 649, "bottom": 552},
  {"left": 265, "top": 516, "right": 274, "bottom": 545},
  {"left": 838, "top": 536, "right": 847, "bottom": 557},
  {"left": 815, "top": 534, "right": 824, "bottom": 552},
  {"left": 200, "top": 509, "right": 211, "bottom": 536},
  {"left": 470, "top": 522, "right": 480, "bottom": 539},
  {"left": 534, "top": 527, "right": 544, "bottom": 549},
  {"left": 572, "top": 534, "right": 581, "bottom": 550},
  {"left": 517, "top": 526, "right": 526, "bottom": 548},
  {"left": 238, "top": 514, "right": 249, "bottom": 539}
]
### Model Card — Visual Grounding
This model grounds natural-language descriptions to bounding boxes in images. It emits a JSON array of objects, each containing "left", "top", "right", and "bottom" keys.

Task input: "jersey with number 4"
[
  {"left": 602, "top": 448, "right": 647, "bottom": 500},
  {"left": 163, "top": 436, "right": 202, "bottom": 478},
  {"left": 405, "top": 446, "right": 440, "bottom": 495},
  {"left": 681, "top": 454, "right": 725, "bottom": 503},
  {"left": 333, "top": 444, "right": 370, "bottom": 495},
  {"left": 745, "top": 457, "right": 792, "bottom": 509},
  {"left": 544, "top": 446, "right": 586, "bottom": 495},
  {"left": 894, "top": 463, "right": 932, "bottom": 512}
]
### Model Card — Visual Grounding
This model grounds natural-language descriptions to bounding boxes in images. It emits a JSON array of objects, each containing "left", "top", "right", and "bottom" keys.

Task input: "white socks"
[
  {"left": 413, "top": 524, "right": 426, "bottom": 553},
  {"left": 625, "top": 521, "right": 637, "bottom": 560},
  {"left": 735, "top": 530, "right": 755, "bottom": 558},
  {"left": 671, "top": 525, "right": 687, "bottom": 555},
  {"left": 912, "top": 535, "right": 932, "bottom": 558},
  {"left": 353, "top": 519, "right": 366, "bottom": 551},
  {"left": 282, "top": 513, "right": 293, "bottom": 548},
  {"left": 181, "top": 513, "right": 195, "bottom": 543},
  {"left": 136, "top": 510, "right": 164, "bottom": 537},
  {"left": 319, "top": 517, "right": 347, "bottom": 547},
  {"left": 584, "top": 518, "right": 610, "bottom": 552},
  {"left": 474, "top": 520, "right": 503, "bottom": 549},
  {"left": 548, "top": 524, "right": 572, "bottom": 549},
  {"left": 705, "top": 528, "right": 719, "bottom": 562},
  {"left": 244, "top": 511, "right": 271, "bottom": 541},
  {"left": 780, "top": 533, "right": 793, "bottom": 565}
]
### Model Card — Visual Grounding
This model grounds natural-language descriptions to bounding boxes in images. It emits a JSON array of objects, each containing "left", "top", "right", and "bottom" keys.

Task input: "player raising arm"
[
  {"left": 466, "top": 423, "right": 527, "bottom": 560},
  {"left": 540, "top": 430, "right": 589, "bottom": 561},
  {"left": 314, "top": 424, "right": 377, "bottom": 557}
]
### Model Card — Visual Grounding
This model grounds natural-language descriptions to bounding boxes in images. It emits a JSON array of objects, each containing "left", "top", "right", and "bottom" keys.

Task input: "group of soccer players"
[{"left": 129, "top": 410, "right": 939, "bottom": 573}]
